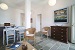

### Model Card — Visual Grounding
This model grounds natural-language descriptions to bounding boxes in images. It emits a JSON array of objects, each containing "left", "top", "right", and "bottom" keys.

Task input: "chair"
[
  {"left": 17, "top": 27, "right": 25, "bottom": 42},
  {"left": 6, "top": 28, "right": 15, "bottom": 45},
  {"left": 42, "top": 27, "right": 50, "bottom": 39},
  {"left": 5, "top": 26, "right": 12, "bottom": 28},
  {"left": 24, "top": 28, "right": 36, "bottom": 45}
]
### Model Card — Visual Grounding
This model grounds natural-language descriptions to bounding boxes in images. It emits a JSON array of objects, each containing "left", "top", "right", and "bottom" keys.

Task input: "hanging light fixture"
[
  {"left": 48, "top": 0, "right": 56, "bottom": 6},
  {"left": 0, "top": 3, "right": 8, "bottom": 10}
]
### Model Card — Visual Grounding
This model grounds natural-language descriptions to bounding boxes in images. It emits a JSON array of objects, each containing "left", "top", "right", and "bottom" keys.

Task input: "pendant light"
[
  {"left": 48, "top": 0, "right": 56, "bottom": 6},
  {"left": 0, "top": 3, "right": 8, "bottom": 10}
]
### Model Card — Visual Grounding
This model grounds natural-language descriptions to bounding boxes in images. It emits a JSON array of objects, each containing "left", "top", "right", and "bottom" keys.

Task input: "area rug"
[
  {"left": 27, "top": 33, "right": 75, "bottom": 50},
  {"left": 35, "top": 36, "right": 71, "bottom": 50}
]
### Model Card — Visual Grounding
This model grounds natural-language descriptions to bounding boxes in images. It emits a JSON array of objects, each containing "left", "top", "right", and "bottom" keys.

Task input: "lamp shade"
[
  {"left": 0, "top": 3, "right": 8, "bottom": 10},
  {"left": 48, "top": 0, "right": 56, "bottom": 6}
]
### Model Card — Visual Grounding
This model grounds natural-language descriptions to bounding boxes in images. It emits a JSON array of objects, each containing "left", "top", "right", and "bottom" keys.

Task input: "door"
[
  {"left": 71, "top": 5, "right": 75, "bottom": 43},
  {"left": 36, "top": 14, "right": 42, "bottom": 32},
  {"left": 21, "top": 13, "right": 25, "bottom": 26}
]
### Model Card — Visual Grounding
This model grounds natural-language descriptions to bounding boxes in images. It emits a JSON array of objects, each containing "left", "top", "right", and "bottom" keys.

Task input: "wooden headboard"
[{"left": 4, "top": 23, "right": 10, "bottom": 26}]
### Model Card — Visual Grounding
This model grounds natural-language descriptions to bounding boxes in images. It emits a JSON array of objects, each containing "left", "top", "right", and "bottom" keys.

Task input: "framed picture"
[
  {"left": 54, "top": 8, "right": 68, "bottom": 23},
  {"left": 4, "top": 23, "right": 10, "bottom": 26}
]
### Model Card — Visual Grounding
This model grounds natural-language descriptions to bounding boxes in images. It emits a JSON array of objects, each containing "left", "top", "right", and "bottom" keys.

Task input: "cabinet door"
[{"left": 71, "top": 5, "right": 75, "bottom": 43}]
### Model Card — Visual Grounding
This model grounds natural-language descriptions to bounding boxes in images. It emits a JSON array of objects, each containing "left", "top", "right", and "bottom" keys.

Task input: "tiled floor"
[
  {"left": 28, "top": 32, "right": 75, "bottom": 50},
  {"left": 0, "top": 32, "right": 75, "bottom": 50}
]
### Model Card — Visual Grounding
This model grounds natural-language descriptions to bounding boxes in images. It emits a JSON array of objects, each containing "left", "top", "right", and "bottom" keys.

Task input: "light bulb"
[
  {"left": 0, "top": 3, "right": 8, "bottom": 10},
  {"left": 48, "top": 0, "right": 56, "bottom": 6}
]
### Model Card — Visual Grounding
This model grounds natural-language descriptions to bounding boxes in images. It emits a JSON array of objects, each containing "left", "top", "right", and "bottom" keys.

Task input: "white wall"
[
  {"left": 41, "top": 0, "right": 75, "bottom": 27},
  {"left": 14, "top": 9, "right": 24, "bottom": 26},
  {"left": 0, "top": 7, "right": 24, "bottom": 26},
  {"left": 31, "top": 4, "right": 42, "bottom": 32},
  {"left": 41, "top": 0, "right": 75, "bottom": 40},
  {"left": 0, "top": 7, "right": 15, "bottom": 24},
  {"left": 32, "top": 0, "right": 75, "bottom": 29},
  {"left": 32, "top": 0, "right": 75, "bottom": 40}
]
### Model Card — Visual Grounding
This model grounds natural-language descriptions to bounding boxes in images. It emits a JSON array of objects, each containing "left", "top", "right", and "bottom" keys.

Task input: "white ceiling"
[
  {"left": 0, "top": 0, "right": 48, "bottom": 10},
  {"left": 0, "top": 0, "right": 25, "bottom": 8},
  {"left": 32, "top": 0, "right": 47, "bottom": 4}
]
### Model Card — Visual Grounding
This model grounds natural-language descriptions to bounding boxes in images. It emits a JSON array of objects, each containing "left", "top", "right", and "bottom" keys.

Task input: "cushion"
[{"left": 26, "top": 34, "right": 34, "bottom": 36}]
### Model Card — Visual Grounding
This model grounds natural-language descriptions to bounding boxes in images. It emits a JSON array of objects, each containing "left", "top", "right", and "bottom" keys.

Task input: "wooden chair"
[
  {"left": 17, "top": 26, "right": 25, "bottom": 42},
  {"left": 24, "top": 28, "right": 36, "bottom": 45},
  {"left": 6, "top": 28, "right": 15, "bottom": 45},
  {"left": 42, "top": 27, "right": 50, "bottom": 39}
]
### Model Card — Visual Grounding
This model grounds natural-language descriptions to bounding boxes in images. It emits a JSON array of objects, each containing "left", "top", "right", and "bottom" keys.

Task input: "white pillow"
[
  {"left": 26, "top": 31, "right": 29, "bottom": 35},
  {"left": 26, "top": 34, "right": 34, "bottom": 36}
]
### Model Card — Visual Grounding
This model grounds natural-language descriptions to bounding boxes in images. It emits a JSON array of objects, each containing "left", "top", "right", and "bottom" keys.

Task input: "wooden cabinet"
[{"left": 51, "top": 26, "right": 68, "bottom": 43}]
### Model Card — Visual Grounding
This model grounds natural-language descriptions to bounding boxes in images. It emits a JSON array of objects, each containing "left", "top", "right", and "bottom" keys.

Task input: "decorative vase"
[{"left": 22, "top": 44, "right": 27, "bottom": 50}]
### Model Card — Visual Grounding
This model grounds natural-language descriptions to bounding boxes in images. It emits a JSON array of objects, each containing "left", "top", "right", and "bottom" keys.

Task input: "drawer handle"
[
  {"left": 61, "top": 36, "right": 63, "bottom": 37},
  {"left": 61, "top": 39, "right": 63, "bottom": 40},
  {"left": 53, "top": 37, "right": 55, "bottom": 38},
  {"left": 54, "top": 34, "right": 55, "bottom": 35},
  {"left": 54, "top": 31, "right": 55, "bottom": 32},
  {"left": 61, "top": 29, "right": 63, "bottom": 30},
  {"left": 61, "top": 32, "right": 63, "bottom": 33},
  {"left": 54, "top": 28, "right": 55, "bottom": 29}
]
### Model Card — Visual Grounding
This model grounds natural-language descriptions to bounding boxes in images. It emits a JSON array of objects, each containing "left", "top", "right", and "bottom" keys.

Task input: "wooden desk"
[{"left": 6, "top": 41, "right": 37, "bottom": 50}]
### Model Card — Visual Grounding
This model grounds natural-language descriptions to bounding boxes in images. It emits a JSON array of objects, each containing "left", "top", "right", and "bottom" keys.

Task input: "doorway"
[
  {"left": 36, "top": 14, "right": 42, "bottom": 32},
  {"left": 21, "top": 13, "right": 25, "bottom": 26}
]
